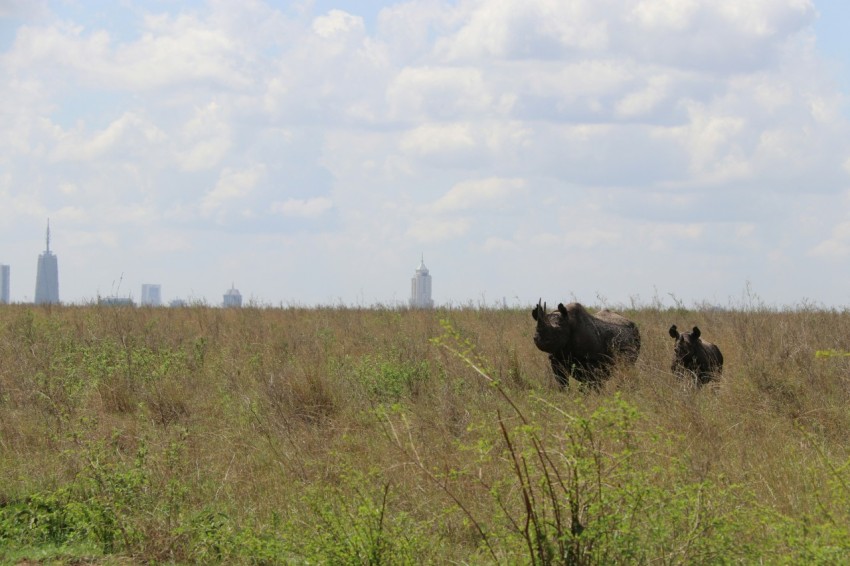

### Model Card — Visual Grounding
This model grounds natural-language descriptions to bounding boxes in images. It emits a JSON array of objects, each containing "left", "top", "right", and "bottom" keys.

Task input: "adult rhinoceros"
[{"left": 531, "top": 300, "right": 641, "bottom": 388}]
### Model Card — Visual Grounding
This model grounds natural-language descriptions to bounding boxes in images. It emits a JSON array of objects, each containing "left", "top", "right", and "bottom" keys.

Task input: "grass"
[{"left": 0, "top": 302, "right": 849, "bottom": 563}]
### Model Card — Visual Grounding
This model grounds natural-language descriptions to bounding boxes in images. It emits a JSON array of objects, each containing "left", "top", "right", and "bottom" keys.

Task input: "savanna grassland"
[{"left": 1, "top": 302, "right": 850, "bottom": 564}]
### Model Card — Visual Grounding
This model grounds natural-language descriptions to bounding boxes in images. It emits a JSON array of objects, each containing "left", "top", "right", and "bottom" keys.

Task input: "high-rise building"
[
  {"left": 223, "top": 284, "right": 242, "bottom": 307},
  {"left": 410, "top": 255, "right": 433, "bottom": 309},
  {"left": 0, "top": 264, "right": 9, "bottom": 304},
  {"left": 141, "top": 284, "right": 162, "bottom": 307},
  {"left": 34, "top": 220, "right": 60, "bottom": 305}
]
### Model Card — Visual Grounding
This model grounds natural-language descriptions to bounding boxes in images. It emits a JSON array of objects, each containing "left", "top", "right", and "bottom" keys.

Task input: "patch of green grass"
[
  {"left": 0, "top": 543, "right": 106, "bottom": 565},
  {"left": 352, "top": 353, "right": 430, "bottom": 402},
  {"left": 815, "top": 348, "right": 850, "bottom": 358}
]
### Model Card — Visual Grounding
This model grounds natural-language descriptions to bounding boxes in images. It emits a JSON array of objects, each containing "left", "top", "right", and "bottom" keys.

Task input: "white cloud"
[
  {"left": 400, "top": 123, "right": 476, "bottom": 156},
  {"left": 407, "top": 217, "right": 471, "bottom": 243},
  {"left": 0, "top": 0, "right": 49, "bottom": 19},
  {"left": 668, "top": 101, "right": 751, "bottom": 181},
  {"left": 810, "top": 222, "right": 850, "bottom": 259},
  {"left": 615, "top": 75, "right": 671, "bottom": 117},
  {"left": 714, "top": 0, "right": 815, "bottom": 37},
  {"left": 630, "top": 0, "right": 699, "bottom": 31},
  {"left": 387, "top": 66, "right": 495, "bottom": 120},
  {"left": 58, "top": 182, "right": 77, "bottom": 195},
  {"left": 430, "top": 177, "right": 527, "bottom": 212},
  {"left": 272, "top": 197, "right": 333, "bottom": 218},
  {"left": 176, "top": 102, "right": 231, "bottom": 171},
  {"left": 312, "top": 10, "right": 365, "bottom": 40},
  {"left": 481, "top": 236, "right": 520, "bottom": 252},
  {"left": 112, "top": 14, "right": 253, "bottom": 90},
  {"left": 200, "top": 164, "right": 266, "bottom": 218},
  {"left": 50, "top": 112, "right": 166, "bottom": 162},
  {"left": 435, "top": 0, "right": 609, "bottom": 61}
]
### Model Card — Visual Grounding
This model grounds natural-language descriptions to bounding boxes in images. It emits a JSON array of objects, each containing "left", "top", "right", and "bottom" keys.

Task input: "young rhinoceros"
[
  {"left": 531, "top": 300, "right": 641, "bottom": 388},
  {"left": 668, "top": 325, "right": 723, "bottom": 386}
]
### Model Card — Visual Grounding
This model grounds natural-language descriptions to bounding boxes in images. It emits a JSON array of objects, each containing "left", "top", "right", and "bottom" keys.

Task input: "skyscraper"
[
  {"left": 0, "top": 264, "right": 9, "bottom": 304},
  {"left": 141, "top": 284, "right": 162, "bottom": 307},
  {"left": 410, "top": 255, "right": 433, "bottom": 309},
  {"left": 34, "top": 220, "right": 60, "bottom": 305},
  {"left": 223, "top": 284, "right": 242, "bottom": 307}
]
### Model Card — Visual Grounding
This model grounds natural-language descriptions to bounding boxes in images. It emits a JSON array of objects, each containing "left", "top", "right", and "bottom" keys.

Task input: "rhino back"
[
  {"left": 700, "top": 340, "right": 723, "bottom": 371},
  {"left": 563, "top": 306, "right": 640, "bottom": 361},
  {"left": 594, "top": 311, "right": 640, "bottom": 354},
  {"left": 593, "top": 309, "right": 634, "bottom": 327}
]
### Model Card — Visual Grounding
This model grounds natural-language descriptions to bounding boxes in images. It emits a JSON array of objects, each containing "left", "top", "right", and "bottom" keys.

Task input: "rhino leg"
[
  {"left": 547, "top": 352, "right": 616, "bottom": 390},
  {"left": 573, "top": 362, "right": 608, "bottom": 391},
  {"left": 696, "top": 369, "right": 716, "bottom": 387},
  {"left": 548, "top": 353, "right": 571, "bottom": 388}
]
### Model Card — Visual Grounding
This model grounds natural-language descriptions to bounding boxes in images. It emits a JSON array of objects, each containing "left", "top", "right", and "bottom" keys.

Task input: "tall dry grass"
[{"left": 0, "top": 302, "right": 849, "bottom": 563}]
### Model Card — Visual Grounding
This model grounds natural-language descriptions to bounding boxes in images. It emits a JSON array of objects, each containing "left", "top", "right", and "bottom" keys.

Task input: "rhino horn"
[{"left": 536, "top": 299, "right": 550, "bottom": 329}]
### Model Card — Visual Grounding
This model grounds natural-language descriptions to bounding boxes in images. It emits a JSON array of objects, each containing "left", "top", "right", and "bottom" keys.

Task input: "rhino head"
[
  {"left": 531, "top": 299, "right": 570, "bottom": 353},
  {"left": 669, "top": 324, "right": 701, "bottom": 367}
]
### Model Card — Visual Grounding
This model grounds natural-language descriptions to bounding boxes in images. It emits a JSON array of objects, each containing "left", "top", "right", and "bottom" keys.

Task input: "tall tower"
[
  {"left": 223, "top": 284, "right": 242, "bottom": 308},
  {"left": 141, "top": 284, "right": 162, "bottom": 307},
  {"left": 34, "top": 220, "right": 60, "bottom": 305},
  {"left": 0, "top": 264, "right": 9, "bottom": 304},
  {"left": 409, "top": 255, "right": 433, "bottom": 309}
]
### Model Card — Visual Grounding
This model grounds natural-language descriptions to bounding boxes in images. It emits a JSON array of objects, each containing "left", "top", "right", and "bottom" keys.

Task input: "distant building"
[
  {"left": 223, "top": 284, "right": 242, "bottom": 308},
  {"left": 0, "top": 264, "right": 9, "bottom": 304},
  {"left": 410, "top": 255, "right": 433, "bottom": 309},
  {"left": 34, "top": 220, "right": 60, "bottom": 305},
  {"left": 169, "top": 298, "right": 187, "bottom": 308},
  {"left": 98, "top": 296, "right": 134, "bottom": 306},
  {"left": 141, "top": 284, "right": 162, "bottom": 307}
]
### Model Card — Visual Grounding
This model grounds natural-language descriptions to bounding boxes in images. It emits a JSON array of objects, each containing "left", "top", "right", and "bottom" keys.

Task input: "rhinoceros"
[
  {"left": 668, "top": 325, "right": 723, "bottom": 387},
  {"left": 531, "top": 300, "right": 641, "bottom": 388}
]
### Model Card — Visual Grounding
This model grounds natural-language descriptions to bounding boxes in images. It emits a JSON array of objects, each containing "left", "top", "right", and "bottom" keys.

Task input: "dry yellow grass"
[{"left": 1, "top": 303, "right": 849, "bottom": 563}]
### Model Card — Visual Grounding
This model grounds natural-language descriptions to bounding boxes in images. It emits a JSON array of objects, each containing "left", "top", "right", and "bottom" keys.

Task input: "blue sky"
[
  {"left": 814, "top": 1, "right": 850, "bottom": 91},
  {"left": 2, "top": 0, "right": 850, "bottom": 308}
]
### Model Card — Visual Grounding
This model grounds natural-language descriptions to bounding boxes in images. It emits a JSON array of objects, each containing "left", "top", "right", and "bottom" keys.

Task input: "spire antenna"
[{"left": 46, "top": 218, "right": 51, "bottom": 253}]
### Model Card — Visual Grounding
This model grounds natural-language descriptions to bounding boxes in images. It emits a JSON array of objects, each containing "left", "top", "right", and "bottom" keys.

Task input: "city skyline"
[{"left": 1, "top": 222, "right": 440, "bottom": 307}]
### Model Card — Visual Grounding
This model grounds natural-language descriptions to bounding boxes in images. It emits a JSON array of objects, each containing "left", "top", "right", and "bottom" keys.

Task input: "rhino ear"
[
  {"left": 557, "top": 303, "right": 568, "bottom": 317},
  {"left": 531, "top": 306, "right": 539, "bottom": 320},
  {"left": 692, "top": 326, "right": 701, "bottom": 339},
  {"left": 669, "top": 325, "right": 679, "bottom": 339}
]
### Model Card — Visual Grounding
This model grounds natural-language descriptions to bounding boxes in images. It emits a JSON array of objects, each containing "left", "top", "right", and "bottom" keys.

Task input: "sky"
[{"left": 2, "top": 0, "right": 850, "bottom": 309}]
